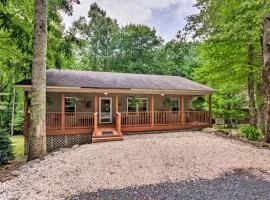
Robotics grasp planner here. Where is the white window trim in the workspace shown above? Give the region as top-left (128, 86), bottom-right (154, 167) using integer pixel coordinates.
top-left (170, 98), bottom-right (180, 112)
top-left (64, 97), bottom-right (76, 113)
top-left (127, 97), bottom-right (148, 112)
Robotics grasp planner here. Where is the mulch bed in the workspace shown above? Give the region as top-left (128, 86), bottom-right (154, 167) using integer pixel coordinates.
top-left (0, 157), bottom-right (26, 182)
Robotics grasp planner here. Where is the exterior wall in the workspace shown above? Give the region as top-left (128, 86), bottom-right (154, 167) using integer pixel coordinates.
top-left (47, 92), bottom-right (93, 112)
top-left (47, 92), bottom-right (195, 114)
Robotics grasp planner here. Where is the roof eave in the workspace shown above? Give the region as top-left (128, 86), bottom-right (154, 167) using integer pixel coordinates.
top-left (15, 85), bottom-right (215, 95)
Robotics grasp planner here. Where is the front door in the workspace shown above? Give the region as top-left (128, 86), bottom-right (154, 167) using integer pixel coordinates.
top-left (99, 97), bottom-right (112, 123)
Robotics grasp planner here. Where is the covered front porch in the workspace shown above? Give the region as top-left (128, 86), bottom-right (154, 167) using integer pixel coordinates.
top-left (24, 91), bottom-right (212, 143)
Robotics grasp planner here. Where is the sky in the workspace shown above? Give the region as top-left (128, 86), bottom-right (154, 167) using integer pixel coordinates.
top-left (62, 0), bottom-right (198, 41)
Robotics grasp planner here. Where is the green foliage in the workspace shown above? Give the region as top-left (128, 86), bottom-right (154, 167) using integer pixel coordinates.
top-left (128, 96), bottom-right (141, 107)
top-left (240, 125), bottom-right (260, 141)
top-left (0, 0), bottom-right (79, 135)
top-left (10, 136), bottom-right (24, 157)
top-left (182, 0), bottom-right (270, 128)
top-left (0, 129), bottom-right (14, 164)
top-left (162, 98), bottom-right (179, 111)
top-left (212, 83), bottom-right (246, 127)
top-left (163, 98), bottom-right (173, 110)
top-left (69, 3), bottom-right (197, 77)
top-left (192, 97), bottom-right (207, 111)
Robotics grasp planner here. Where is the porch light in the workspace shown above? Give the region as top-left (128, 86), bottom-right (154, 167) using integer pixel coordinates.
top-left (104, 92), bottom-right (108, 95)
top-left (161, 94), bottom-right (165, 96)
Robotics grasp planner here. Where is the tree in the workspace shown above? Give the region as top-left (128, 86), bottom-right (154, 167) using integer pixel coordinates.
top-left (0, 0), bottom-right (78, 138)
top-left (163, 39), bottom-right (200, 78)
top-left (212, 83), bottom-right (246, 128)
top-left (183, 0), bottom-right (270, 128)
top-left (70, 3), bottom-right (119, 71)
top-left (28, 0), bottom-right (47, 160)
top-left (263, 15), bottom-right (270, 143)
top-left (0, 130), bottom-right (14, 164)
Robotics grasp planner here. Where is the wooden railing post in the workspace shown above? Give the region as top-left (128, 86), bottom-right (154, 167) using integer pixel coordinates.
top-left (181, 96), bottom-right (185, 126)
top-left (61, 94), bottom-right (65, 130)
top-left (115, 112), bottom-right (122, 134)
top-left (93, 112), bottom-right (98, 134)
top-left (23, 91), bottom-right (29, 136)
top-left (151, 95), bottom-right (154, 127)
top-left (209, 95), bottom-right (212, 127)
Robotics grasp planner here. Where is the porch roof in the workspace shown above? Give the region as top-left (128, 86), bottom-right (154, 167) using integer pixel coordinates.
top-left (16, 69), bottom-right (215, 95)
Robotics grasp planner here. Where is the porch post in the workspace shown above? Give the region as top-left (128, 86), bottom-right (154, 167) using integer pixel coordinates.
top-left (23, 91), bottom-right (29, 136)
top-left (181, 96), bottom-right (185, 126)
top-left (93, 112), bottom-right (98, 135)
top-left (209, 95), bottom-right (212, 127)
top-left (94, 96), bottom-right (98, 112)
top-left (151, 95), bottom-right (154, 127)
top-left (61, 94), bottom-right (65, 130)
top-left (115, 95), bottom-right (118, 112)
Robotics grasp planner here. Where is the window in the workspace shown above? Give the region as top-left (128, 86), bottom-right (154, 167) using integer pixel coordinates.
top-left (65, 97), bottom-right (76, 113)
top-left (170, 98), bottom-right (179, 112)
top-left (127, 98), bottom-right (148, 112)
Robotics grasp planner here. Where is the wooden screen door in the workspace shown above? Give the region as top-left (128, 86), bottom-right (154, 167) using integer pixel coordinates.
top-left (99, 97), bottom-right (112, 123)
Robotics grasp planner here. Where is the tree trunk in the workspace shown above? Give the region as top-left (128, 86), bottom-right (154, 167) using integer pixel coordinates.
top-left (10, 86), bottom-right (16, 136)
top-left (28, 0), bottom-right (47, 160)
top-left (247, 43), bottom-right (257, 127)
top-left (263, 15), bottom-right (270, 143)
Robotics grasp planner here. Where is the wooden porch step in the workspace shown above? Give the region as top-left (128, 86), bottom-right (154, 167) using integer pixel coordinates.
top-left (92, 127), bottom-right (123, 143)
top-left (98, 124), bottom-right (115, 128)
top-left (92, 136), bottom-right (123, 143)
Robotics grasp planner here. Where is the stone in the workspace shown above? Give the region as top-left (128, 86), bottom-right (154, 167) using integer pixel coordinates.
top-left (10, 170), bottom-right (20, 177)
top-left (26, 159), bottom-right (41, 168)
top-left (201, 128), bottom-right (217, 133)
top-left (72, 144), bottom-right (79, 149)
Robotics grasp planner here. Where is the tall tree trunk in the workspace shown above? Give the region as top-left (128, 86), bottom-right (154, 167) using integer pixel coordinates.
top-left (256, 82), bottom-right (265, 132)
top-left (263, 15), bottom-right (270, 143)
top-left (28, 0), bottom-right (47, 160)
top-left (247, 43), bottom-right (257, 127)
top-left (10, 85), bottom-right (16, 136)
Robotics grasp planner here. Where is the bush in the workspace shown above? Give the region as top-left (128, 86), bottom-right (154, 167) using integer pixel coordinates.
top-left (0, 130), bottom-right (14, 165)
top-left (240, 125), bottom-right (260, 141)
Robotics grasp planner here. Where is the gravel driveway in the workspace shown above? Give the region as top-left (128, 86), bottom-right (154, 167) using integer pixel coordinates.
top-left (1, 131), bottom-right (270, 200)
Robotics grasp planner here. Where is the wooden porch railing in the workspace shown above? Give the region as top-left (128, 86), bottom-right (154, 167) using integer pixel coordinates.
top-left (120, 111), bottom-right (210, 127)
top-left (44, 111), bottom-right (210, 132)
top-left (121, 112), bottom-right (151, 126)
top-left (154, 111), bottom-right (181, 125)
top-left (184, 111), bottom-right (209, 125)
top-left (46, 112), bottom-right (94, 130)
top-left (65, 112), bottom-right (94, 129)
top-left (46, 112), bottom-right (61, 129)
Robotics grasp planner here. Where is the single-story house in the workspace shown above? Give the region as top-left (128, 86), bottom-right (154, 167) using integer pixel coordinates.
top-left (16, 69), bottom-right (215, 152)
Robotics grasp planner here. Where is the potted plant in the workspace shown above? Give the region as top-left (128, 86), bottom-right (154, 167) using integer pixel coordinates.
top-left (163, 98), bottom-right (172, 111)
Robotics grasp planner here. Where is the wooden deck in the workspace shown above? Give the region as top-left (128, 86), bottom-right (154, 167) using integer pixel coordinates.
top-left (24, 111), bottom-right (211, 143)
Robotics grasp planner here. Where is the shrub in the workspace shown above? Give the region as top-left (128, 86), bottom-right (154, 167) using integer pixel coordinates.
top-left (240, 125), bottom-right (260, 141)
top-left (0, 130), bottom-right (14, 165)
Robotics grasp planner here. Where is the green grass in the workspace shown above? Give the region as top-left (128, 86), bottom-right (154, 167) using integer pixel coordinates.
top-left (213, 124), bottom-right (247, 130)
top-left (11, 135), bottom-right (24, 157)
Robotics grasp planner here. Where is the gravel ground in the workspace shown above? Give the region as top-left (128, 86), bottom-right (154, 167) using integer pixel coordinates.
top-left (69, 172), bottom-right (270, 200)
top-left (0, 131), bottom-right (270, 200)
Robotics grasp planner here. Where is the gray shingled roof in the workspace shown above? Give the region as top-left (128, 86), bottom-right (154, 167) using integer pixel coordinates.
top-left (16, 69), bottom-right (215, 93)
